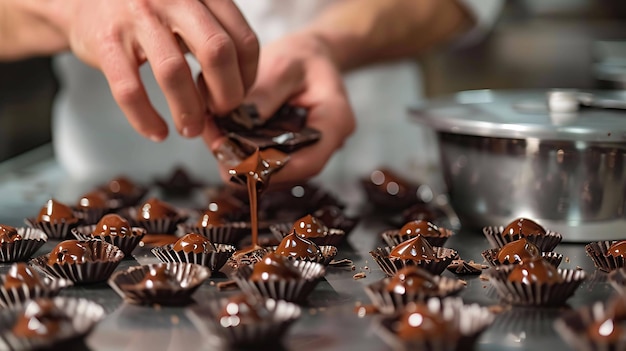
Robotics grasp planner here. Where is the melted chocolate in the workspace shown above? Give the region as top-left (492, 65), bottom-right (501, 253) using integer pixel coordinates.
top-left (47, 240), bottom-right (94, 265)
top-left (496, 238), bottom-right (541, 264)
top-left (173, 233), bottom-right (215, 254)
top-left (587, 318), bottom-right (624, 342)
top-left (292, 215), bottom-right (328, 238)
top-left (93, 214), bottom-right (132, 237)
top-left (12, 300), bottom-right (71, 338)
top-left (502, 218), bottom-right (546, 237)
top-left (388, 235), bottom-right (438, 262)
top-left (0, 224), bottom-right (21, 244)
top-left (3, 263), bottom-right (42, 290)
top-left (249, 252), bottom-right (301, 281)
top-left (399, 220), bottom-right (441, 238)
top-left (275, 232), bottom-right (322, 260)
top-left (396, 303), bottom-right (454, 340)
top-left (76, 191), bottom-right (108, 209)
top-left (36, 199), bottom-right (78, 224)
top-left (608, 241), bottom-right (626, 258)
top-left (137, 198), bottom-right (178, 221)
top-left (385, 266), bottom-right (438, 295)
top-left (133, 266), bottom-right (179, 290)
top-left (218, 294), bottom-right (268, 327)
top-left (507, 256), bottom-right (563, 284)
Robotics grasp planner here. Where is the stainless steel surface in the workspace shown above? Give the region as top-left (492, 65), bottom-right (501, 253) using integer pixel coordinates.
top-left (0, 147), bottom-right (619, 350)
top-left (410, 90), bottom-right (626, 241)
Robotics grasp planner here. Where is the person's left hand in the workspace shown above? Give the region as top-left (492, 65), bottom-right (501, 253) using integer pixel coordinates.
top-left (201, 31), bottom-right (356, 185)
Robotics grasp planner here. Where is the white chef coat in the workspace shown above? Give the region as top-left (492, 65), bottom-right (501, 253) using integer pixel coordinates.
top-left (52, 0), bottom-right (502, 188)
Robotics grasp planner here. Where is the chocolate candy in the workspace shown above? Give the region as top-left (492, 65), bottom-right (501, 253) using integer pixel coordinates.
top-left (292, 215), bottom-right (328, 238)
top-left (249, 252), bottom-right (301, 282)
top-left (76, 191), bottom-right (108, 209)
top-left (134, 266), bottom-right (179, 290)
top-left (12, 299), bottom-right (71, 338)
top-left (3, 263), bottom-right (42, 290)
top-left (218, 294), bottom-right (268, 327)
top-left (47, 240), bottom-right (94, 265)
top-left (586, 318), bottom-right (623, 342)
top-left (503, 218), bottom-right (546, 237)
top-left (609, 241), bottom-right (626, 258)
top-left (93, 214), bottom-right (132, 237)
top-left (196, 211), bottom-right (226, 228)
top-left (275, 232), bottom-right (322, 261)
top-left (389, 235), bottom-right (438, 262)
top-left (173, 233), bottom-right (215, 254)
top-left (399, 220), bottom-right (441, 238)
top-left (36, 199), bottom-right (77, 223)
top-left (137, 198), bottom-right (178, 221)
top-left (0, 224), bottom-right (21, 244)
top-left (385, 266), bottom-right (438, 295)
top-left (507, 256), bottom-right (563, 284)
top-left (104, 176), bottom-right (139, 197)
top-left (396, 303), bottom-right (455, 340)
top-left (496, 238), bottom-right (541, 264)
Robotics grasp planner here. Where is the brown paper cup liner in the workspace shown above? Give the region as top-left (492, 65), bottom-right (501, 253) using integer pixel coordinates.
top-left (268, 245), bottom-right (338, 267)
top-left (72, 225), bottom-right (146, 257)
top-left (269, 222), bottom-right (347, 247)
top-left (151, 243), bottom-right (235, 273)
top-left (608, 267), bottom-right (626, 294)
top-left (186, 297), bottom-right (301, 348)
top-left (24, 217), bottom-right (80, 240)
top-left (0, 297), bottom-right (105, 350)
top-left (481, 248), bottom-right (563, 268)
top-left (108, 262), bottom-right (210, 305)
top-left (585, 241), bottom-right (626, 273)
top-left (485, 264), bottom-right (586, 306)
top-left (0, 227), bottom-right (48, 263)
top-left (230, 260), bottom-right (326, 304)
top-left (226, 247), bottom-right (273, 269)
top-left (482, 226), bottom-right (562, 251)
top-left (365, 275), bottom-right (466, 314)
top-left (176, 223), bottom-right (249, 247)
top-left (374, 297), bottom-right (495, 351)
top-left (119, 207), bottom-right (189, 235)
top-left (554, 300), bottom-right (626, 351)
top-left (370, 246), bottom-right (458, 277)
top-left (381, 228), bottom-right (453, 248)
top-left (29, 240), bottom-right (125, 284)
top-left (0, 269), bottom-right (73, 308)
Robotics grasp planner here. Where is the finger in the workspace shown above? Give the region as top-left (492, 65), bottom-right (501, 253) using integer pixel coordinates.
top-left (200, 0), bottom-right (259, 91)
top-left (99, 40), bottom-right (168, 141)
top-left (136, 18), bottom-right (205, 138)
top-left (165, 1), bottom-right (245, 115)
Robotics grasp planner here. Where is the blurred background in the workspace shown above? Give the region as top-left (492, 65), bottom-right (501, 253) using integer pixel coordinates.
top-left (1, 0), bottom-right (626, 163)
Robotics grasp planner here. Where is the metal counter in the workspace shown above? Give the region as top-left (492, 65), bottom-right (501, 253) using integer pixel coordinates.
top-left (0, 146), bottom-right (615, 351)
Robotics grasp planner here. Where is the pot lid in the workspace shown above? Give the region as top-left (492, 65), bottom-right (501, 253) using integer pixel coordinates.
top-left (409, 89), bottom-right (626, 142)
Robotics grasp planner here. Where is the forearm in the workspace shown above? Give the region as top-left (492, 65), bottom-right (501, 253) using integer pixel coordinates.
top-left (304, 0), bottom-right (474, 72)
top-left (0, 0), bottom-right (69, 61)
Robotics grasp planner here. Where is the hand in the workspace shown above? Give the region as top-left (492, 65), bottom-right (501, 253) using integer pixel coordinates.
top-left (203, 31), bottom-right (356, 185)
top-left (55, 0), bottom-right (259, 141)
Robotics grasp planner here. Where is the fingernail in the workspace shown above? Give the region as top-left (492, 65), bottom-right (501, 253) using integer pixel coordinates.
top-left (150, 134), bottom-right (165, 142)
top-left (182, 126), bottom-right (200, 138)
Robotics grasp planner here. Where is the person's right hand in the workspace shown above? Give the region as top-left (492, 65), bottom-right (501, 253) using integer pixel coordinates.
top-left (53, 0), bottom-right (259, 141)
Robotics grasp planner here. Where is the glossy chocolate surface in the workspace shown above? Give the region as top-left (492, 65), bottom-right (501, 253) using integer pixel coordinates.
top-left (93, 214), bottom-right (132, 237)
top-left (3, 263), bottom-right (42, 290)
top-left (48, 240), bottom-right (94, 265)
top-left (196, 211), bottom-right (225, 228)
top-left (36, 199), bottom-right (77, 223)
top-left (385, 266), bottom-right (438, 295)
top-left (0, 224), bottom-right (21, 244)
top-left (292, 215), bottom-right (328, 238)
top-left (396, 303), bottom-right (454, 340)
top-left (608, 240), bottom-right (626, 258)
top-left (228, 149), bottom-right (289, 192)
top-left (218, 294), bottom-right (268, 327)
top-left (249, 252), bottom-right (301, 281)
top-left (137, 198), bottom-right (178, 221)
top-left (133, 266), bottom-right (179, 290)
top-left (507, 256), bottom-right (563, 284)
top-left (496, 238), bottom-right (541, 264)
top-left (503, 218), bottom-right (546, 237)
top-left (173, 233), bottom-right (215, 254)
top-left (12, 300), bottom-right (71, 338)
top-left (388, 235), bottom-right (438, 262)
top-left (399, 220), bottom-right (441, 237)
top-left (275, 232), bottom-right (322, 260)
top-left (76, 191), bottom-right (108, 209)
top-left (105, 177), bottom-right (139, 196)
top-left (586, 318), bottom-right (623, 342)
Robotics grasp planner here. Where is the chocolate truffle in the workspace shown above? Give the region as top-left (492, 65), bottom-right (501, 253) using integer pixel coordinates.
top-left (399, 220), bottom-right (441, 238)
top-left (133, 265), bottom-right (179, 290)
top-left (0, 224), bottom-right (21, 244)
top-left (292, 215), bottom-right (328, 238)
top-left (137, 198), bottom-right (178, 221)
top-left (218, 294), bottom-right (268, 327)
top-left (496, 238), bottom-right (541, 264)
top-left (93, 214), bottom-right (132, 237)
top-left (396, 303), bottom-right (455, 340)
top-left (275, 232), bottom-right (322, 261)
top-left (608, 241), bottom-right (626, 258)
top-left (76, 191), bottom-right (108, 209)
top-left (385, 266), bottom-right (438, 295)
top-left (503, 218), bottom-right (546, 237)
top-left (3, 263), bottom-right (42, 290)
top-left (389, 235), bottom-right (438, 262)
top-left (196, 210), bottom-right (226, 228)
top-left (586, 318), bottom-right (624, 343)
top-left (173, 233), bottom-right (216, 254)
top-left (104, 176), bottom-right (139, 197)
top-left (249, 252), bottom-right (301, 282)
top-left (47, 240), bottom-right (94, 265)
top-left (507, 256), bottom-right (563, 285)
top-left (36, 199), bottom-right (78, 224)
top-left (12, 299), bottom-right (71, 338)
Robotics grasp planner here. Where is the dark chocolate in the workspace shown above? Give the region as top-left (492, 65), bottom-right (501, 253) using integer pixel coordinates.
top-left (137, 198), bottom-right (178, 221)
top-left (173, 233), bottom-right (215, 254)
top-left (385, 266), bottom-right (438, 294)
top-left (497, 238), bottom-right (541, 264)
top-left (249, 252), bottom-right (301, 281)
top-left (609, 240), bottom-right (626, 258)
top-left (507, 256), bottom-right (563, 284)
top-left (502, 218), bottom-right (546, 237)
top-left (36, 199), bottom-right (78, 224)
top-left (399, 220), bottom-right (441, 238)
top-left (218, 294), bottom-right (268, 326)
top-left (47, 240), bottom-right (94, 265)
top-left (3, 263), bottom-right (42, 290)
top-left (292, 215), bottom-right (328, 238)
top-left (275, 232), bottom-right (322, 261)
top-left (76, 191), bottom-right (108, 209)
top-left (12, 300), bottom-right (71, 338)
top-left (0, 225), bottom-right (21, 244)
top-left (396, 303), bottom-right (455, 340)
top-left (93, 214), bottom-right (132, 237)
top-left (388, 235), bottom-right (438, 262)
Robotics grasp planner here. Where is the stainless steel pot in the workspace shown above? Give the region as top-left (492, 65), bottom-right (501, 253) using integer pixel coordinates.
top-left (410, 89), bottom-right (626, 242)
